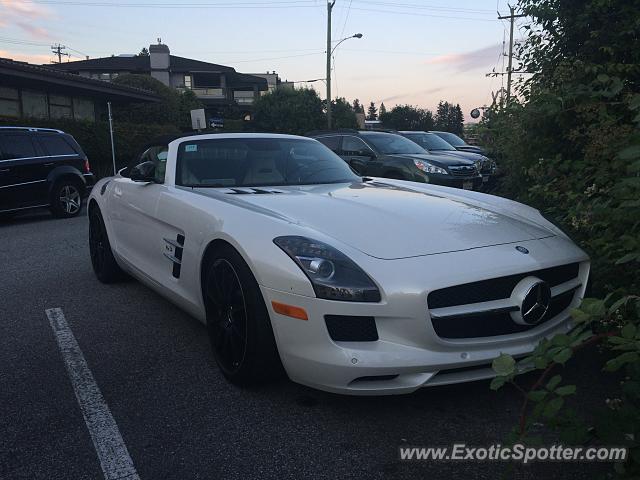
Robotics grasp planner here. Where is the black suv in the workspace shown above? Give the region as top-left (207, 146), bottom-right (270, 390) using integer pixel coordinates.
top-left (309, 130), bottom-right (482, 190)
top-left (0, 127), bottom-right (95, 218)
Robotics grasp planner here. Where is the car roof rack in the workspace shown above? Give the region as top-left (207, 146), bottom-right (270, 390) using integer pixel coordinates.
top-left (0, 126), bottom-right (64, 133)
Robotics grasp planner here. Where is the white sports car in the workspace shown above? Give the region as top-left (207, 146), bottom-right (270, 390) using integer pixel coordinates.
top-left (88, 133), bottom-right (589, 395)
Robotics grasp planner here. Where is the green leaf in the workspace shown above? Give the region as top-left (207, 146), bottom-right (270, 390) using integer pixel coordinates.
top-left (618, 145), bottom-right (640, 160)
top-left (551, 334), bottom-right (570, 346)
top-left (555, 385), bottom-right (577, 396)
top-left (543, 397), bottom-right (565, 418)
top-left (490, 376), bottom-right (506, 391)
top-left (621, 323), bottom-right (637, 339)
top-left (492, 353), bottom-right (516, 376)
top-left (616, 253), bottom-right (639, 264)
top-left (528, 390), bottom-right (548, 402)
top-left (571, 309), bottom-right (591, 323)
top-left (553, 348), bottom-right (573, 365)
top-left (546, 375), bottom-right (562, 391)
top-left (605, 352), bottom-right (640, 372)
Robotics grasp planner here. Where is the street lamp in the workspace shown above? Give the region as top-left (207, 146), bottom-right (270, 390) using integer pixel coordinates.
top-left (326, 1), bottom-right (363, 129)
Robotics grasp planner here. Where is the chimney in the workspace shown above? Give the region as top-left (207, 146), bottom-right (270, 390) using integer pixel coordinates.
top-left (149, 42), bottom-right (170, 86)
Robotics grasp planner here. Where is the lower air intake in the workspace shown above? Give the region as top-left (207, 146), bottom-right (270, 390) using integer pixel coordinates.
top-left (325, 315), bottom-right (378, 342)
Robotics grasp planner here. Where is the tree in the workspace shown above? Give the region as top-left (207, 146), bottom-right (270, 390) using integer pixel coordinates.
top-left (352, 99), bottom-right (363, 113)
top-left (379, 102), bottom-right (387, 117)
top-left (433, 101), bottom-right (464, 134)
top-left (112, 74), bottom-right (202, 128)
top-left (332, 97), bottom-right (358, 129)
top-left (252, 87), bottom-right (325, 135)
top-left (137, 47), bottom-right (149, 57)
top-left (379, 104), bottom-right (434, 131)
top-left (366, 101), bottom-right (377, 120)
top-left (482, 1), bottom-right (640, 475)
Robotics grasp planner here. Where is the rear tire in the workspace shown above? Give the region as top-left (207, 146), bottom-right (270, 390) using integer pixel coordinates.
top-left (89, 207), bottom-right (127, 283)
top-left (203, 245), bottom-right (283, 386)
top-left (50, 179), bottom-right (83, 218)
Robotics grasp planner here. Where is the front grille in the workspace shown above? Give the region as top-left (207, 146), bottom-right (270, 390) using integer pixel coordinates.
top-left (431, 289), bottom-right (576, 339)
top-left (428, 263), bottom-right (579, 309)
top-left (448, 165), bottom-right (477, 177)
top-left (325, 315), bottom-right (378, 342)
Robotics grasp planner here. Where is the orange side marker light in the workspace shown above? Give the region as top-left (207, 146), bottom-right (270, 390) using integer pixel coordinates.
top-left (272, 301), bottom-right (308, 321)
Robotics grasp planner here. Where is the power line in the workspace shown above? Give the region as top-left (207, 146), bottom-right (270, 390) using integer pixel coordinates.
top-left (51, 43), bottom-right (69, 63)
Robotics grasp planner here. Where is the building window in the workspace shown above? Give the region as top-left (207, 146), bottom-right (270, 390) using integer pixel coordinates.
top-left (0, 87), bottom-right (20, 117)
top-left (49, 94), bottom-right (73, 119)
top-left (184, 75), bottom-right (192, 89)
top-left (73, 97), bottom-right (95, 121)
top-left (22, 90), bottom-right (48, 118)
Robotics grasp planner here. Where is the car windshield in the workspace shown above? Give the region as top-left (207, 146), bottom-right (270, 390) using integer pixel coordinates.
top-left (363, 133), bottom-right (426, 155)
top-left (404, 133), bottom-right (456, 151)
top-left (433, 131), bottom-right (467, 147)
top-left (176, 137), bottom-right (360, 188)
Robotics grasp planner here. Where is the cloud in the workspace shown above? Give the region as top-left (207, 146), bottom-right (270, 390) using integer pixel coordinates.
top-left (380, 86), bottom-right (445, 104)
top-left (0, 0), bottom-right (50, 17)
top-left (16, 22), bottom-right (50, 39)
top-left (426, 44), bottom-right (502, 72)
top-left (0, 0), bottom-right (53, 39)
top-left (0, 49), bottom-right (52, 64)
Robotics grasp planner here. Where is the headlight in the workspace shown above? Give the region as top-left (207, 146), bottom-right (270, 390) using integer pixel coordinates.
top-left (274, 236), bottom-right (381, 302)
top-left (413, 160), bottom-right (448, 175)
top-left (474, 160), bottom-right (482, 172)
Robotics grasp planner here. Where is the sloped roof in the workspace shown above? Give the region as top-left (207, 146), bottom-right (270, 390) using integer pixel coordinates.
top-left (0, 58), bottom-right (160, 102)
top-left (50, 54), bottom-right (237, 74)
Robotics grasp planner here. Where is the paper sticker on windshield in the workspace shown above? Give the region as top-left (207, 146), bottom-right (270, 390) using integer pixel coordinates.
top-left (185, 144), bottom-right (197, 152)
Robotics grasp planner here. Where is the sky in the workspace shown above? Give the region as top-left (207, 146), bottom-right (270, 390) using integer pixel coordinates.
top-left (0, 0), bottom-right (526, 121)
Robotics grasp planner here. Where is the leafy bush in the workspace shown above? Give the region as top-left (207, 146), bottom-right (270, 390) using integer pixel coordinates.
top-left (252, 87), bottom-right (325, 135)
top-left (482, 0), bottom-right (640, 476)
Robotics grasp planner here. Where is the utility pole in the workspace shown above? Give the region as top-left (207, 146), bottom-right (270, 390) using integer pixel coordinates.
top-left (497, 5), bottom-right (526, 103)
top-left (51, 44), bottom-right (69, 64)
top-left (326, 0), bottom-right (335, 129)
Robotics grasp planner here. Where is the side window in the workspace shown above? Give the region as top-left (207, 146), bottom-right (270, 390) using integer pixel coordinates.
top-left (316, 136), bottom-right (341, 153)
top-left (342, 136), bottom-right (372, 156)
top-left (138, 146), bottom-right (168, 183)
top-left (37, 134), bottom-right (77, 156)
top-left (0, 134), bottom-right (37, 160)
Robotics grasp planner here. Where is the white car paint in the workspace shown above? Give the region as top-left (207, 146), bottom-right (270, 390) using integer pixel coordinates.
top-left (89, 133), bottom-right (589, 395)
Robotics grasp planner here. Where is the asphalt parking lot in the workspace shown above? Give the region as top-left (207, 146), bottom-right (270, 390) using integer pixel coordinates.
top-left (0, 208), bottom-right (614, 480)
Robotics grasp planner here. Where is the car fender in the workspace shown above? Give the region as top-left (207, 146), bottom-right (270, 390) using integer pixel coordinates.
top-left (47, 165), bottom-right (87, 195)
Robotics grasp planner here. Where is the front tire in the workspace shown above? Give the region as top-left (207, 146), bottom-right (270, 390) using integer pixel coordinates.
top-left (89, 207), bottom-right (127, 283)
top-left (50, 179), bottom-right (83, 218)
top-left (203, 245), bottom-right (282, 386)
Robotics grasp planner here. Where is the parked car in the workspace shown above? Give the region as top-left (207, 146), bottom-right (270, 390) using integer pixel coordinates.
top-left (309, 129), bottom-right (482, 190)
top-left (399, 131), bottom-right (496, 186)
top-left (89, 133), bottom-right (589, 395)
top-left (0, 127), bottom-right (95, 217)
top-left (430, 130), bottom-right (485, 155)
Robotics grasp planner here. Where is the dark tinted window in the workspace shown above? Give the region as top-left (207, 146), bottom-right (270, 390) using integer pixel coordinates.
top-left (139, 145), bottom-right (168, 183)
top-left (176, 137), bottom-right (359, 187)
top-left (363, 133), bottom-right (426, 155)
top-left (404, 133), bottom-right (456, 151)
top-left (342, 136), bottom-right (372, 155)
top-left (432, 131), bottom-right (467, 147)
top-left (38, 135), bottom-right (77, 156)
top-left (0, 134), bottom-right (37, 160)
top-left (316, 136), bottom-right (341, 152)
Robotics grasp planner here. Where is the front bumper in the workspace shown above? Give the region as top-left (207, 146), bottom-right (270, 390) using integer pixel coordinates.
top-left (261, 237), bottom-right (589, 395)
top-left (425, 172), bottom-right (483, 190)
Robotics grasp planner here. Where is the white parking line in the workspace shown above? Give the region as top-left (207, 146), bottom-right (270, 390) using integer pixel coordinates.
top-left (46, 308), bottom-right (140, 480)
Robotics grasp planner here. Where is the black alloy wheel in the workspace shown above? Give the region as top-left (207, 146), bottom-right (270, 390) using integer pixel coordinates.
top-left (89, 207), bottom-right (126, 283)
top-left (206, 258), bottom-right (249, 375)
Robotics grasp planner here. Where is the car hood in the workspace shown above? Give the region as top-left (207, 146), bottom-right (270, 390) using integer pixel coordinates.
top-left (428, 150), bottom-right (485, 162)
top-left (192, 181), bottom-right (554, 260)
top-left (386, 152), bottom-right (474, 167)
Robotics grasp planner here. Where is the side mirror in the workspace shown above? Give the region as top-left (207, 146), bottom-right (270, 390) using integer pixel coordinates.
top-left (130, 161), bottom-right (156, 183)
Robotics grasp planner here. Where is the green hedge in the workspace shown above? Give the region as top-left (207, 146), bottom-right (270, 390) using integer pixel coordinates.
top-left (0, 116), bottom-right (180, 179)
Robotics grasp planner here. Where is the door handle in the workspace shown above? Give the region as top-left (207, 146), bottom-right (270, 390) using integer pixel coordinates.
top-left (0, 168), bottom-right (9, 173)
top-left (44, 163), bottom-right (54, 166)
